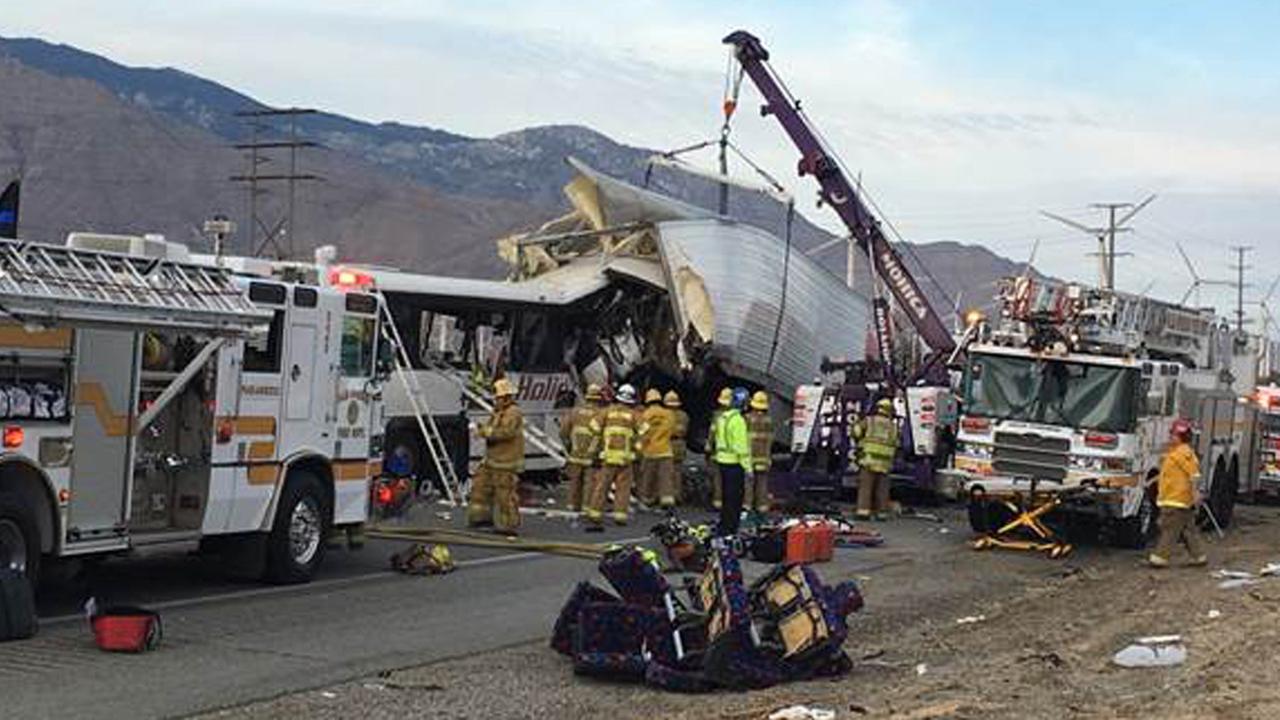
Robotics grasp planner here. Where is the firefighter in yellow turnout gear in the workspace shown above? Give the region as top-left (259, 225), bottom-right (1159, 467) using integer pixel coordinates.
top-left (584, 383), bottom-right (640, 530)
top-left (560, 383), bottom-right (603, 513)
top-left (1150, 419), bottom-right (1207, 568)
top-left (745, 391), bottom-right (773, 513)
top-left (638, 389), bottom-right (678, 509)
top-left (854, 398), bottom-right (899, 521)
top-left (666, 391), bottom-right (688, 505)
top-left (706, 387), bottom-right (732, 510)
top-left (467, 378), bottom-right (524, 534)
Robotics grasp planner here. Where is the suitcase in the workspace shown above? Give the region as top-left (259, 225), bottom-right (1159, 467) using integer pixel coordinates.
top-left (784, 523), bottom-right (815, 565)
top-left (748, 526), bottom-right (786, 563)
top-left (572, 601), bottom-right (658, 680)
top-left (0, 569), bottom-right (36, 642)
top-left (599, 548), bottom-right (670, 608)
top-left (810, 521), bottom-right (835, 562)
top-left (91, 607), bottom-right (162, 653)
top-left (551, 581), bottom-right (619, 656)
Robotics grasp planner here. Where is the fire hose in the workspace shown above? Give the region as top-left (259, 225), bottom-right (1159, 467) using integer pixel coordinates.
top-left (368, 526), bottom-right (609, 561)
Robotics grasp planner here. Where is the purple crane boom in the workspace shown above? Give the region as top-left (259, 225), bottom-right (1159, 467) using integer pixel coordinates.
top-left (723, 30), bottom-right (957, 362)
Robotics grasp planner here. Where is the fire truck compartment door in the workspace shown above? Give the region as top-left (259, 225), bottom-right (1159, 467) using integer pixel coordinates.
top-left (286, 323), bottom-right (316, 421)
top-left (69, 329), bottom-right (139, 537)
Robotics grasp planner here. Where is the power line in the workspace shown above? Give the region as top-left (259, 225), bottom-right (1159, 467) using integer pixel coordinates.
top-left (1039, 194), bottom-right (1155, 291)
top-left (230, 107), bottom-right (320, 259)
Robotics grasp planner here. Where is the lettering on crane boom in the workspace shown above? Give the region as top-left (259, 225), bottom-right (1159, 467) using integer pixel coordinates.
top-left (878, 248), bottom-right (929, 323)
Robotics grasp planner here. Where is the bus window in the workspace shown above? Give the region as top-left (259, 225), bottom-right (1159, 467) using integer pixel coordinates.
top-left (244, 310), bottom-right (284, 373)
top-left (341, 316), bottom-right (376, 377)
top-left (511, 310), bottom-right (565, 371)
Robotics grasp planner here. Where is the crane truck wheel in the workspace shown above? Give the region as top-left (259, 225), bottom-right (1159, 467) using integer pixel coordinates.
top-left (265, 471), bottom-right (329, 584)
top-left (0, 491), bottom-right (39, 591)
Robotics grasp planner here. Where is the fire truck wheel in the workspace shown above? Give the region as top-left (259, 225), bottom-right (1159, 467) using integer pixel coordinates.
top-left (0, 492), bottom-right (39, 589)
top-left (966, 498), bottom-right (1013, 534)
top-left (265, 472), bottom-right (329, 584)
top-left (1112, 487), bottom-right (1158, 549)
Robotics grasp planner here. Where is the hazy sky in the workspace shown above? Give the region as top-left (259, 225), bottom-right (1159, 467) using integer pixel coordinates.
top-left (9, 1), bottom-right (1280, 327)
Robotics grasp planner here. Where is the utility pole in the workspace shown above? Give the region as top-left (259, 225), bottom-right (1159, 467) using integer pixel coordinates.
top-left (1041, 194), bottom-right (1155, 291)
top-left (1230, 245), bottom-right (1254, 332)
top-left (230, 107), bottom-right (320, 259)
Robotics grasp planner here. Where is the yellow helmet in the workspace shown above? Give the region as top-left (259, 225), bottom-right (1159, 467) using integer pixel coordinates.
top-left (750, 391), bottom-right (769, 411)
top-left (663, 390), bottom-right (681, 408)
top-left (644, 388), bottom-right (663, 405)
top-left (585, 383), bottom-right (602, 401)
top-left (717, 387), bottom-right (733, 408)
top-left (493, 378), bottom-right (516, 398)
top-left (876, 397), bottom-right (894, 415)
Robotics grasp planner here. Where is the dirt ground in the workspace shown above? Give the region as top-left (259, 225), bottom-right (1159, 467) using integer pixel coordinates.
top-left (200, 504), bottom-right (1280, 719)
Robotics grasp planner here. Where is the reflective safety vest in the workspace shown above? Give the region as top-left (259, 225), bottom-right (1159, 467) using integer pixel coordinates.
top-left (561, 404), bottom-right (601, 466)
top-left (671, 409), bottom-right (689, 462)
top-left (855, 413), bottom-right (899, 474)
top-left (594, 404), bottom-right (639, 466)
top-left (639, 405), bottom-right (675, 459)
top-left (706, 409), bottom-right (724, 454)
top-left (712, 409), bottom-right (751, 471)
top-left (745, 411), bottom-right (773, 472)
top-left (481, 403), bottom-right (525, 472)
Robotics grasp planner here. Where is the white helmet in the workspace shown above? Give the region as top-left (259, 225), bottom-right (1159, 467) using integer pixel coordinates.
top-left (616, 383), bottom-right (637, 405)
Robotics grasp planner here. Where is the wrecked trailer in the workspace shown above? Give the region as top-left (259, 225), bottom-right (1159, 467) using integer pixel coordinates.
top-left (500, 158), bottom-right (870, 442)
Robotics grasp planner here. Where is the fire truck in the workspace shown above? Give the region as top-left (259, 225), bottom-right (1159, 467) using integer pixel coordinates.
top-left (953, 276), bottom-right (1259, 550)
top-left (0, 232), bottom-right (383, 587)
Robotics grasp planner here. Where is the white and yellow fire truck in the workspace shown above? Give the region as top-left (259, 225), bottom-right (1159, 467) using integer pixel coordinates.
top-left (952, 277), bottom-right (1259, 549)
top-left (0, 233), bottom-right (383, 587)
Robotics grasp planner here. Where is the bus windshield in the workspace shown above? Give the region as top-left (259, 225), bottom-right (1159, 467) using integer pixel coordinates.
top-left (964, 352), bottom-right (1140, 433)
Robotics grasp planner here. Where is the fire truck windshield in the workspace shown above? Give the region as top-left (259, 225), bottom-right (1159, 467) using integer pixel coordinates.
top-left (964, 353), bottom-right (1140, 433)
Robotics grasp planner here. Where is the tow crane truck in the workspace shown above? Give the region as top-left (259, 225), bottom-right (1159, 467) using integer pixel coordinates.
top-left (953, 275), bottom-right (1258, 554)
top-left (723, 31), bottom-right (963, 497)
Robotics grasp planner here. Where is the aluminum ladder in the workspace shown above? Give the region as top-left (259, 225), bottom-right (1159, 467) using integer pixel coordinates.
top-left (0, 238), bottom-right (267, 333)
top-left (378, 301), bottom-right (465, 506)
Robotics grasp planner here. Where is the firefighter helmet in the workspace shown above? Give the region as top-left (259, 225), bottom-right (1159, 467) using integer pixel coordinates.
top-left (717, 387), bottom-right (733, 408)
top-left (750, 390), bottom-right (769, 411)
top-left (1170, 418), bottom-right (1193, 441)
top-left (617, 384), bottom-right (638, 405)
top-left (644, 388), bottom-right (663, 405)
top-left (663, 390), bottom-right (681, 408)
top-left (584, 383), bottom-right (602, 401)
top-left (876, 397), bottom-right (894, 416)
top-left (493, 378), bottom-right (516, 398)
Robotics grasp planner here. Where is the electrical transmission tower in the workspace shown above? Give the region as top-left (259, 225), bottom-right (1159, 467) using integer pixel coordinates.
top-left (1041, 194), bottom-right (1156, 291)
top-left (1229, 245), bottom-right (1254, 332)
top-left (230, 107), bottom-right (320, 259)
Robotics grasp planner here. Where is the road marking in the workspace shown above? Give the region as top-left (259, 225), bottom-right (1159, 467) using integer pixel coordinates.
top-left (40, 534), bottom-right (650, 626)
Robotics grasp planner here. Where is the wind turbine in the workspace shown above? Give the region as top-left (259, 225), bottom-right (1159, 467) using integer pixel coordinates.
top-left (1176, 243), bottom-right (1230, 307)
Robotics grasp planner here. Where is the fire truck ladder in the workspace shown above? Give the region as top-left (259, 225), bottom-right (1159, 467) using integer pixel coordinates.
top-left (416, 354), bottom-right (566, 465)
top-left (378, 302), bottom-right (464, 506)
top-left (0, 238), bottom-right (269, 333)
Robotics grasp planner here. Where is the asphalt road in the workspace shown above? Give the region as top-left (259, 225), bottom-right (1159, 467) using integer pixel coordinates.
top-left (6, 507), bottom-right (654, 719)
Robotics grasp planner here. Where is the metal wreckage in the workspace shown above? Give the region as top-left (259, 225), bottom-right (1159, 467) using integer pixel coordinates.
top-left (497, 156), bottom-right (869, 440)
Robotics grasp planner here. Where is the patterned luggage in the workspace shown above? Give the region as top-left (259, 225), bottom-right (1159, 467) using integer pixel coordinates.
top-left (644, 660), bottom-right (714, 693)
top-left (551, 581), bottom-right (619, 656)
top-left (572, 601), bottom-right (658, 680)
top-left (598, 547), bottom-right (670, 608)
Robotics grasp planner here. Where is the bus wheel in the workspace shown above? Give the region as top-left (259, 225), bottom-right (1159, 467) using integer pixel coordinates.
top-left (0, 492), bottom-right (39, 589)
top-left (265, 472), bottom-right (329, 584)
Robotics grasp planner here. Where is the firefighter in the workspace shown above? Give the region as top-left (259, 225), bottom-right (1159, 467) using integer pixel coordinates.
top-left (639, 388), bottom-right (677, 509)
top-left (584, 383), bottom-right (640, 529)
top-left (1149, 418), bottom-right (1208, 568)
top-left (665, 390), bottom-right (688, 505)
top-left (560, 383), bottom-right (603, 513)
top-left (466, 377), bottom-right (524, 535)
top-left (706, 387), bottom-right (733, 510)
top-left (854, 397), bottom-right (899, 521)
top-left (712, 387), bottom-right (752, 536)
top-left (745, 390), bottom-right (773, 514)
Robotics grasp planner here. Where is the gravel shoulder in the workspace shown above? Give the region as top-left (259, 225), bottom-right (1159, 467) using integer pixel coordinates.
top-left (197, 504), bottom-right (1280, 719)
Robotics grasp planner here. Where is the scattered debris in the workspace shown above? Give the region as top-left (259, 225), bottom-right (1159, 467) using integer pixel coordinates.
top-left (1213, 569), bottom-right (1257, 580)
top-left (1218, 578), bottom-right (1260, 590)
top-left (1112, 636), bottom-right (1187, 668)
top-left (769, 705), bottom-right (836, 720)
top-left (1207, 609), bottom-right (1222, 619)
top-left (915, 662), bottom-right (929, 676)
top-left (435, 512), bottom-right (453, 521)
top-left (1018, 651), bottom-right (1065, 668)
top-left (1260, 562), bottom-right (1280, 577)
top-left (954, 614), bottom-right (987, 625)
top-left (319, 691), bottom-right (337, 699)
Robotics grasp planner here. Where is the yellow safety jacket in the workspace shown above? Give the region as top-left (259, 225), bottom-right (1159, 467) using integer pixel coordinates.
top-left (594, 404), bottom-right (639, 467)
top-left (854, 414), bottom-right (898, 474)
top-left (639, 405), bottom-right (675, 459)
top-left (1157, 441), bottom-right (1200, 509)
top-left (712, 409), bottom-right (751, 472)
top-left (671, 409), bottom-right (689, 463)
top-left (561, 404), bottom-right (601, 467)
top-left (706, 409), bottom-right (723, 456)
top-left (481, 403), bottom-right (525, 472)
top-left (746, 411), bottom-right (773, 473)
